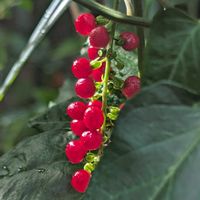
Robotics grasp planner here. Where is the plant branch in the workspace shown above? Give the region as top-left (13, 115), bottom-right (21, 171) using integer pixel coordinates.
top-left (72, 0), bottom-right (151, 27)
top-left (124, 0), bottom-right (134, 16)
top-left (0, 0), bottom-right (72, 102)
top-left (133, 0), bottom-right (145, 76)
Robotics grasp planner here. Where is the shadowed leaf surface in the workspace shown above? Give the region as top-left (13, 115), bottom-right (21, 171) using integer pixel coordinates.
top-left (143, 8), bottom-right (200, 93)
top-left (0, 82), bottom-right (200, 200)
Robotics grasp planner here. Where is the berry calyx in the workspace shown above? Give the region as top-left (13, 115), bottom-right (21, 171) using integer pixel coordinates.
top-left (74, 13), bottom-right (96, 36)
top-left (88, 46), bottom-right (100, 60)
top-left (81, 130), bottom-right (103, 151)
top-left (71, 169), bottom-right (91, 193)
top-left (83, 106), bottom-right (104, 130)
top-left (122, 76), bottom-right (141, 99)
top-left (92, 62), bottom-right (105, 82)
top-left (72, 58), bottom-right (92, 78)
top-left (66, 101), bottom-right (87, 120)
top-left (65, 140), bottom-right (87, 164)
top-left (75, 78), bottom-right (96, 99)
top-left (89, 26), bottom-right (110, 48)
top-left (70, 120), bottom-right (87, 137)
top-left (120, 32), bottom-right (139, 51)
top-left (88, 100), bottom-right (102, 109)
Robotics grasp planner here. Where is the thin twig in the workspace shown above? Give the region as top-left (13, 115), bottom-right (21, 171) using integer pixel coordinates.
top-left (72, 0), bottom-right (151, 27)
top-left (0, 0), bottom-right (72, 102)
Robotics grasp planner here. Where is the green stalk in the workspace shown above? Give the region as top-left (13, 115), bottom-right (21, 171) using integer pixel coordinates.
top-left (73, 0), bottom-right (150, 27)
top-left (101, 0), bottom-right (119, 132)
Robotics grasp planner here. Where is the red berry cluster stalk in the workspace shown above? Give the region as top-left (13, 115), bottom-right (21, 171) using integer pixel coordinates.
top-left (65, 12), bottom-right (141, 193)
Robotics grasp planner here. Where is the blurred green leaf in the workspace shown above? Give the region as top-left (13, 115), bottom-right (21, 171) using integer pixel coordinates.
top-left (143, 8), bottom-right (200, 93)
top-left (53, 37), bottom-right (82, 60)
top-left (20, 0), bottom-right (33, 11)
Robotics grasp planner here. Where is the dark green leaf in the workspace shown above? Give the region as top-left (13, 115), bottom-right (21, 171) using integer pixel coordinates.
top-left (84, 81), bottom-right (200, 200)
top-left (143, 8), bottom-right (200, 93)
top-left (0, 98), bottom-right (83, 200)
top-left (1, 83), bottom-right (200, 200)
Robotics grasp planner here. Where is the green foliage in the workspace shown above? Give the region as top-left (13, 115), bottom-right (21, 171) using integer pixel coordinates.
top-left (143, 8), bottom-right (200, 93)
top-left (112, 46), bottom-right (138, 80)
top-left (0, 82), bottom-right (200, 200)
top-left (1, 1), bottom-right (200, 199)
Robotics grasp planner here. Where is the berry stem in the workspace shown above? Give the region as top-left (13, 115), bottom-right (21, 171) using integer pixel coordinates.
top-left (101, 0), bottom-right (119, 132)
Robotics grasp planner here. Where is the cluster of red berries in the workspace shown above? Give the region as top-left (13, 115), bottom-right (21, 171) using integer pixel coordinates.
top-left (64, 12), bottom-right (141, 193)
top-left (66, 100), bottom-right (103, 192)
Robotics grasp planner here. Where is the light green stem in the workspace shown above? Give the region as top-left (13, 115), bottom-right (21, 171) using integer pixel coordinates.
top-left (101, 0), bottom-right (119, 132)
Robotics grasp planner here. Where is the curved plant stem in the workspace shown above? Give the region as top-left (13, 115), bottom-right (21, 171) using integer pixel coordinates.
top-left (0, 0), bottom-right (72, 102)
top-left (72, 0), bottom-right (150, 27)
top-left (124, 0), bottom-right (134, 16)
top-left (133, 0), bottom-right (145, 76)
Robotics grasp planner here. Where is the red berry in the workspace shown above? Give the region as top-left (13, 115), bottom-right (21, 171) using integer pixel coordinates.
top-left (83, 106), bottom-right (104, 130)
top-left (65, 140), bottom-right (87, 164)
top-left (75, 13), bottom-right (96, 36)
top-left (92, 62), bottom-right (105, 82)
top-left (88, 100), bottom-right (102, 109)
top-left (119, 103), bottom-right (125, 110)
top-left (72, 58), bottom-right (92, 78)
top-left (75, 78), bottom-right (96, 99)
top-left (89, 26), bottom-right (110, 48)
top-left (122, 76), bottom-right (140, 99)
top-left (120, 32), bottom-right (139, 51)
top-left (88, 46), bottom-right (100, 60)
top-left (81, 130), bottom-right (102, 151)
top-left (70, 120), bottom-right (87, 137)
top-left (66, 101), bottom-right (87, 120)
top-left (71, 169), bottom-right (91, 193)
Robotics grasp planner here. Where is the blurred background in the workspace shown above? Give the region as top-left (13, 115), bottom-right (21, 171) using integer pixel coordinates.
top-left (0, 0), bottom-right (199, 156)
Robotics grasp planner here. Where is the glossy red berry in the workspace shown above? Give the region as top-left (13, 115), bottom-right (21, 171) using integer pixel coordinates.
top-left (75, 13), bottom-right (96, 36)
top-left (120, 32), bottom-right (139, 51)
top-left (81, 130), bottom-right (102, 151)
top-left (122, 76), bottom-right (140, 99)
top-left (88, 100), bottom-right (102, 109)
top-left (89, 26), bottom-right (110, 48)
top-left (66, 101), bottom-right (87, 120)
top-left (72, 58), bottom-right (92, 78)
top-left (83, 106), bottom-right (104, 130)
top-left (71, 169), bottom-right (91, 193)
top-left (88, 46), bottom-right (100, 60)
top-left (65, 140), bottom-right (87, 164)
top-left (70, 120), bottom-right (87, 137)
top-left (92, 62), bottom-right (105, 82)
top-left (75, 78), bottom-right (96, 99)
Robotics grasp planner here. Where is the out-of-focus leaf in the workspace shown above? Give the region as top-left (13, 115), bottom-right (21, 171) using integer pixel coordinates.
top-left (143, 8), bottom-right (200, 93)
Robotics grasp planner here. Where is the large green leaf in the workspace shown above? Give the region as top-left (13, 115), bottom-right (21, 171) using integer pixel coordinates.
top-left (0, 98), bottom-right (83, 200)
top-left (143, 8), bottom-right (200, 93)
top-left (0, 82), bottom-right (200, 200)
top-left (84, 81), bottom-right (200, 200)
